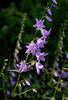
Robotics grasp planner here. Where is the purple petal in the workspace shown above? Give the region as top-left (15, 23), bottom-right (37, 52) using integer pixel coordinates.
top-left (53, 0), bottom-right (57, 5)
top-left (46, 16), bottom-right (52, 21)
top-left (52, 4), bottom-right (59, 9)
top-left (47, 9), bottom-right (52, 15)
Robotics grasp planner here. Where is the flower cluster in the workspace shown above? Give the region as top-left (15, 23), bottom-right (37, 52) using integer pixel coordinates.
top-left (25, 0), bottom-right (59, 74)
top-left (26, 17), bottom-right (50, 74)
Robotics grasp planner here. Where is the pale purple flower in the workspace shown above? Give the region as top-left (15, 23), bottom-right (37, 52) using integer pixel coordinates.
top-left (54, 71), bottom-right (59, 77)
top-left (47, 9), bottom-right (52, 15)
top-left (61, 82), bottom-right (67, 88)
top-left (36, 52), bottom-right (48, 62)
top-left (61, 71), bottom-right (68, 78)
top-left (35, 62), bottom-right (44, 74)
top-left (7, 66), bottom-right (10, 71)
top-left (53, 79), bottom-right (56, 83)
top-left (46, 16), bottom-right (52, 21)
top-left (52, 4), bottom-right (59, 9)
top-left (11, 72), bottom-right (16, 77)
top-left (18, 60), bottom-right (30, 72)
top-left (37, 94), bottom-right (40, 98)
top-left (66, 53), bottom-right (68, 59)
top-left (56, 63), bottom-right (59, 67)
top-left (41, 28), bottom-right (51, 37)
top-left (25, 80), bottom-right (30, 86)
top-left (36, 37), bottom-right (47, 48)
top-left (10, 77), bottom-right (16, 87)
top-left (7, 90), bottom-right (10, 96)
top-left (53, 0), bottom-right (57, 5)
top-left (33, 18), bottom-right (45, 30)
top-left (26, 41), bottom-right (40, 55)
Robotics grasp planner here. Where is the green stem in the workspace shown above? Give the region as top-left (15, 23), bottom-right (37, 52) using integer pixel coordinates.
top-left (12, 73), bottom-right (21, 96)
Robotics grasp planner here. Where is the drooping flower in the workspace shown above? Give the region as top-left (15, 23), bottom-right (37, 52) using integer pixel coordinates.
top-left (25, 80), bottom-right (30, 86)
top-left (7, 66), bottom-right (10, 71)
top-left (46, 16), bottom-right (52, 21)
top-left (54, 71), bottom-right (59, 77)
top-left (33, 18), bottom-right (45, 30)
top-left (52, 0), bottom-right (57, 5)
top-left (36, 52), bottom-right (48, 62)
top-left (53, 79), bottom-right (56, 83)
top-left (7, 90), bottom-right (10, 96)
top-left (41, 28), bottom-right (51, 38)
top-left (61, 71), bottom-right (68, 78)
top-left (66, 53), bottom-right (68, 59)
top-left (35, 62), bottom-right (44, 74)
top-left (47, 9), bottom-right (52, 15)
top-left (11, 72), bottom-right (16, 77)
top-left (18, 60), bottom-right (30, 72)
top-left (26, 41), bottom-right (40, 55)
top-left (10, 77), bottom-right (16, 87)
top-left (52, 4), bottom-right (59, 9)
top-left (61, 82), bottom-right (67, 88)
top-left (36, 37), bottom-right (47, 48)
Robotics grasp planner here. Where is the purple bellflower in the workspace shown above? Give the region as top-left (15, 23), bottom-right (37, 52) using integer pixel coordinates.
top-left (35, 62), bottom-right (44, 74)
top-left (54, 71), bottom-right (59, 77)
top-left (26, 41), bottom-right (40, 55)
top-left (41, 28), bottom-right (51, 38)
top-left (18, 60), bottom-right (30, 72)
top-left (46, 16), bottom-right (52, 21)
top-left (10, 77), bottom-right (16, 87)
top-left (11, 72), bottom-right (16, 77)
top-left (66, 53), bottom-right (68, 59)
top-left (52, 4), bottom-right (59, 9)
top-left (53, 0), bottom-right (57, 5)
top-left (36, 37), bottom-right (47, 48)
top-left (33, 18), bottom-right (45, 30)
top-left (47, 9), bottom-right (52, 15)
top-left (7, 90), bottom-right (10, 96)
top-left (36, 52), bottom-right (48, 62)
top-left (61, 81), bottom-right (67, 88)
top-left (61, 71), bottom-right (68, 78)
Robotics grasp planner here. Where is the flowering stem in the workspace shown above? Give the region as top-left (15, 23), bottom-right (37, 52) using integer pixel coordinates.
top-left (12, 73), bottom-right (21, 96)
top-left (54, 77), bottom-right (60, 97)
top-left (17, 88), bottom-right (33, 96)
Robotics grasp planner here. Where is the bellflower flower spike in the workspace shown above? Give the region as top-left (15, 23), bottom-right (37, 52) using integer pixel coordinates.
top-left (47, 9), bottom-right (52, 15)
top-left (36, 62), bottom-right (44, 74)
top-left (36, 37), bottom-right (47, 48)
top-left (36, 52), bottom-right (48, 62)
top-left (33, 18), bottom-right (45, 30)
top-left (41, 28), bottom-right (51, 38)
top-left (26, 41), bottom-right (40, 55)
top-left (46, 16), bottom-right (52, 22)
top-left (18, 60), bottom-right (30, 72)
